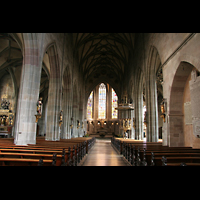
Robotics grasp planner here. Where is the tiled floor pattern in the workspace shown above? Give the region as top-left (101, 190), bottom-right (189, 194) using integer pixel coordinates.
top-left (81, 138), bottom-right (130, 166)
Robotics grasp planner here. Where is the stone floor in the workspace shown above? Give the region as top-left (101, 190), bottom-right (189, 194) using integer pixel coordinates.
top-left (81, 138), bottom-right (130, 166)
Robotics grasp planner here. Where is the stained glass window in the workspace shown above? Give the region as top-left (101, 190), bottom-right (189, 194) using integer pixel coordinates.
top-left (112, 89), bottom-right (118, 118)
top-left (98, 83), bottom-right (106, 119)
top-left (87, 91), bottom-right (93, 119)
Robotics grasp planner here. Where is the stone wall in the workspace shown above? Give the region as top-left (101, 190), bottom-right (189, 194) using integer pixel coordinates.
top-left (127, 33), bottom-right (200, 147)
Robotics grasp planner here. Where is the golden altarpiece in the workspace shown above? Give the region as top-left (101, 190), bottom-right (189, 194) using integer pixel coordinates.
top-left (0, 98), bottom-right (14, 137)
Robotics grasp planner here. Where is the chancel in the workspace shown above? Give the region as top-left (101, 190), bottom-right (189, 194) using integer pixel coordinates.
top-left (0, 33), bottom-right (200, 166)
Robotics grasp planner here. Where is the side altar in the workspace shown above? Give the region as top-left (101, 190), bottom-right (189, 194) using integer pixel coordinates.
top-left (0, 99), bottom-right (14, 138)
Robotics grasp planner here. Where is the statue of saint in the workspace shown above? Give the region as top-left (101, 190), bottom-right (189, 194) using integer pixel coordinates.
top-left (59, 110), bottom-right (63, 122)
top-left (1, 115), bottom-right (6, 126)
top-left (36, 97), bottom-right (43, 115)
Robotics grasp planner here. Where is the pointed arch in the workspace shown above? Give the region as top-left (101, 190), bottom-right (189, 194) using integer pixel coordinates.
top-left (169, 61), bottom-right (195, 147)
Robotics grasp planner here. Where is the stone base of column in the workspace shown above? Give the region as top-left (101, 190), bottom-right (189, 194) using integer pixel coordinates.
top-left (14, 123), bottom-right (37, 145)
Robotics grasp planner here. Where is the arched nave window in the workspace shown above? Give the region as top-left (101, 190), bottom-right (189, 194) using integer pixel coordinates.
top-left (98, 83), bottom-right (106, 119)
top-left (112, 88), bottom-right (118, 118)
top-left (86, 83), bottom-right (118, 120)
top-left (87, 91), bottom-right (93, 119)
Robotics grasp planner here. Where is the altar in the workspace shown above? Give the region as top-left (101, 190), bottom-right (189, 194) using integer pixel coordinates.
top-left (97, 128), bottom-right (108, 137)
top-left (0, 99), bottom-right (14, 138)
top-left (0, 126), bottom-right (12, 137)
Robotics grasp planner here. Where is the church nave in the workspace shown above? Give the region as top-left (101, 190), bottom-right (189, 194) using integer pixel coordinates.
top-left (81, 138), bottom-right (130, 166)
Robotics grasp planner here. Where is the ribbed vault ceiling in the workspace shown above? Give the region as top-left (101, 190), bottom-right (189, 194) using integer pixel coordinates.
top-left (0, 33), bottom-right (22, 76)
top-left (73, 33), bottom-right (135, 87)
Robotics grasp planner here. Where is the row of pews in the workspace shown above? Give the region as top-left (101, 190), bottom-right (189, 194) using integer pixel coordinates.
top-left (0, 137), bottom-right (95, 166)
top-left (111, 137), bottom-right (200, 166)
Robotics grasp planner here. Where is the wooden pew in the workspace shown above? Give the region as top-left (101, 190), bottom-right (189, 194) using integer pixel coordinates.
top-left (154, 155), bottom-right (200, 166)
top-left (0, 137), bottom-right (95, 166)
top-left (1, 141), bottom-right (80, 166)
top-left (112, 137), bottom-right (200, 166)
top-left (34, 142), bottom-right (82, 165)
top-left (0, 148), bottom-right (68, 166)
top-left (0, 157), bottom-right (54, 166)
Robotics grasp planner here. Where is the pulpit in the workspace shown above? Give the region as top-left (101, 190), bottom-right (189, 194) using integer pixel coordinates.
top-left (115, 94), bottom-right (134, 138)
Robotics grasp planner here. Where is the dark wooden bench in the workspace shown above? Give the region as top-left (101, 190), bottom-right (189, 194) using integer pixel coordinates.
top-left (0, 137), bottom-right (96, 166)
top-left (0, 148), bottom-right (68, 166)
top-left (32, 142), bottom-right (84, 165)
top-left (0, 157), bottom-right (54, 166)
top-left (154, 155), bottom-right (200, 166)
top-left (0, 142), bottom-right (81, 166)
top-left (112, 137), bottom-right (200, 166)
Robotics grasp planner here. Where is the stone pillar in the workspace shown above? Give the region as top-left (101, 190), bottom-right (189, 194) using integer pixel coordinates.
top-left (14, 33), bottom-right (41, 145)
top-left (68, 102), bottom-right (72, 139)
top-left (45, 45), bottom-right (61, 141)
top-left (139, 92), bottom-right (144, 140)
top-left (135, 90), bottom-right (143, 140)
top-left (62, 89), bottom-right (68, 139)
top-left (135, 95), bottom-right (139, 140)
top-left (130, 109), bottom-right (135, 139)
top-left (146, 74), bottom-right (159, 142)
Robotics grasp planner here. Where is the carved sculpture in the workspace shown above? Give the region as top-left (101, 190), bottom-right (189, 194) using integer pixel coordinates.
top-left (160, 98), bottom-right (166, 123)
top-left (133, 117), bottom-right (136, 129)
top-left (144, 111), bottom-right (147, 127)
top-left (59, 110), bottom-right (63, 127)
top-left (35, 97), bottom-right (43, 123)
top-left (1, 99), bottom-right (10, 110)
top-left (36, 97), bottom-right (43, 115)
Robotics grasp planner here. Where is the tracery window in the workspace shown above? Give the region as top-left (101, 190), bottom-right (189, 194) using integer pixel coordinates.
top-left (87, 91), bottom-right (93, 119)
top-left (98, 83), bottom-right (106, 119)
top-left (112, 88), bottom-right (118, 118)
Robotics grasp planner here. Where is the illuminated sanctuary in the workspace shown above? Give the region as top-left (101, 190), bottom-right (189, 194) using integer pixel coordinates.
top-left (86, 83), bottom-right (119, 138)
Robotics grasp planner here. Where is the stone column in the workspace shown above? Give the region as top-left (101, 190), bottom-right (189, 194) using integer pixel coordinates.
top-left (14, 33), bottom-right (41, 145)
top-left (62, 88), bottom-right (68, 139)
top-left (135, 90), bottom-right (143, 140)
top-left (146, 74), bottom-right (159, 142)
top-left (45, 45), bottom-right (61, 141)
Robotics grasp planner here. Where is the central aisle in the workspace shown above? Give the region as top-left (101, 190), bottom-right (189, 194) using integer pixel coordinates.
top-left (81, 138), bottom-right (130, 166)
